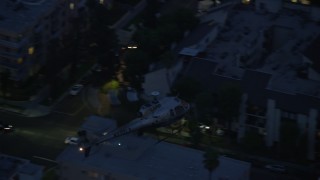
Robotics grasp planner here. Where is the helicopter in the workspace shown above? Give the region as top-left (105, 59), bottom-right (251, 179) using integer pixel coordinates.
top-left (77, 96), bottom-right (190, 157)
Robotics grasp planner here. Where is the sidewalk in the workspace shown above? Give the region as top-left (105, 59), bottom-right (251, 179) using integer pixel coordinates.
top-left (0, 103), bottom-right (51, 117)
top-left (149, 130), bottom-right (316, 177)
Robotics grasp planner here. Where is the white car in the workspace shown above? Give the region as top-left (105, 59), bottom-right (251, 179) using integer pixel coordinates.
top-left (69, 84), bottom-right (83, 95)
top-left (64, 136), bottom-right (79, 145)
top-left (264, 164), bottom-right (287, 173)
top-left (216, 129), bottom-right (224, 136)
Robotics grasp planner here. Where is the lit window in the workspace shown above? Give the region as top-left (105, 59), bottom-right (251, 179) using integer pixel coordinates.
top-left (300, 0), bottom-right (310, 5)
top-left (28, 47), bottom-right (34, 55)
top-left (17, 58), bottom-right (23, 64)
top-left (291, 0), bottom-right (298, 3)
top-left (99, 0), bottom-right (104, 4)
top-left (242, 0), bottom-right (250, 4)
top-left (69, 3), bottom-right (75, 10)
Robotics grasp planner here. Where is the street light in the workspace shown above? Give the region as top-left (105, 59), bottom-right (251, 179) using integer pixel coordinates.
top-left (127, 45), bottom-right (138, 49)
top-left (127, 42), bottom-right (138, 49)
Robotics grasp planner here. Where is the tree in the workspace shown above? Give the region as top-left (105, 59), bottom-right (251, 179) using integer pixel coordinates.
top-left (122, 49), bottom-right (149, 90)
top-left (217, 83), bottom-right (242, 131)
top-left (159, 50), bottom-right (175, 68)
top-left (143, 0), bottom-right (160, 28)
top-left (159, 8), bottom-right (199, 35)
top-left (0, 70), bottom-right (10, 97)
top-left (156, 23), bottom-right (181, 48)
top-left (85, 0), bottom-right (119, 59)
top-left (188, 120), bottom-right (203, 147)
top-left (195, 91), bottom-right (216, 125)
top-left (172, 77), bottom-right (202, 102)
top-left (132, 28), bottom-right (163, 58)
top-left (203, 147), bottom-right (220, 180)
top-left (278, 121), bottom-right (300, 159)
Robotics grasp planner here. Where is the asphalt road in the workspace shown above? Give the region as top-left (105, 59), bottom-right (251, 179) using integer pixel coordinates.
top-left (0, 88), bottom-right (96, 169)
top-left (251, 167), bottom-right (301, 180)
top-left (0, 85), bottom-right (317, 179)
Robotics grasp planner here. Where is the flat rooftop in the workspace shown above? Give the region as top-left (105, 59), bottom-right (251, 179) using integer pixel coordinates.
top-left (193, 3), bottom-right (320, 99)
top-left (0, 0), bottom-right (58, 35)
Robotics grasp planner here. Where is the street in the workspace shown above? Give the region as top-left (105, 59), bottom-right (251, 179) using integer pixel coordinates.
top-left (0, 86), bottom-right (97, 168)
top-left (0, 84), bottom-right (316, 179)
top-left (251, 167), bottom-right (301, 180)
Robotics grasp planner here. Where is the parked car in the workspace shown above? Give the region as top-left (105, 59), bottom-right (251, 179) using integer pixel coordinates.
top-left (264, 164), bottom-right (287, 173)
top-left (0, 122), bottom-right (14, 134)
top-left (70, 84), bottom-right (84, 95)
top-left (216, 129), bottom-right (224, 136)
top-left (64, 136), bottom-right (79, 145)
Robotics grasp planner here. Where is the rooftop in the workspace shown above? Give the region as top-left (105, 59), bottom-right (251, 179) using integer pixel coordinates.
top-left (186, 2), bottom-right (320, 99)
top-left (0, 0), bottom-right (58, 35)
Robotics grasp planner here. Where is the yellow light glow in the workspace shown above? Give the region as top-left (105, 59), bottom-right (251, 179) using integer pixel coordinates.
top-left (69, 3), bottom-right (75, 10)
top-left (17, 57), bottom-right (23, 64)
top-left (242, 0), bottom-right (250, 4)
top-left (28, 47), bottom-right (34, 55)
top-left (300, 0), bottom-right (310, 5)
top-left (291, 0), bottom-right (298, 3)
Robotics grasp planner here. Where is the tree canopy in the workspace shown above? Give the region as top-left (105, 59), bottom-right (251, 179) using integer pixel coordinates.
top-left (172, 77), bottom-right (202, 102)
top-left (217, 83), bottom-right (242, 129)
top-left (203, 147), bottom-right (220, 180)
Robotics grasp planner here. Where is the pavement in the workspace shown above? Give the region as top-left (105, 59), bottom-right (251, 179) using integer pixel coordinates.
top-left (150, 129), bottom-right (318, 179)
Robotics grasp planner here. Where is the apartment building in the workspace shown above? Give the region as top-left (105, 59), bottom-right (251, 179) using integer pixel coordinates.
top-left (0, 0), bottom-right (86, 84)
top-left (177, 1), bottom-right (320, 160)
top-left (255, 0), bottom-right (320, 21)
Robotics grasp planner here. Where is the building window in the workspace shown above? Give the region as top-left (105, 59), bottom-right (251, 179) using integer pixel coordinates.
top-left (87, 171), bottom-right (99, 178)
top-left (300, 0), bottom-right (310, 5)
top-left (69, 3), bottom-right (75, 10)
top-left (28, 47), bottom-right (34, 55)
top-left (17, 58), bottom-right (23, 64)
top-left (287, 0), bottom-right (311, 5)
top-left (242, 0), bottom-right (251, 4)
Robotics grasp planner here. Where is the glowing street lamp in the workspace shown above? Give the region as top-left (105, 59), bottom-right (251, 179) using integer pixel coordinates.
top-left (127, 42), bottom-right (138, 49)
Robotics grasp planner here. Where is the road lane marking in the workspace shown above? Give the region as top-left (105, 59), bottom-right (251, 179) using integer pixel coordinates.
top-left (33, 156), bottom-right (57, 163)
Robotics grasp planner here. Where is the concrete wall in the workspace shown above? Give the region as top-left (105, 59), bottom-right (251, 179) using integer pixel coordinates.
top-left (110, 0), bottom-right (147, 30)
top-left (261, 98), bottom-right (318, 159)
top-left (237, 94), bottom-right (248, 143)
top-left (265, 99), bottom-right (281, 147)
